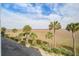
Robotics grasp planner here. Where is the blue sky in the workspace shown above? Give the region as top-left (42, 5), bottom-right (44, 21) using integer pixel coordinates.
top-left (1, 3), bottom-right (79, 29)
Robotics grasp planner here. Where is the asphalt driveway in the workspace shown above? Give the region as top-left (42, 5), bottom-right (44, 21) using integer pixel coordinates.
top-left (1, 37), bottom-right (42, 56)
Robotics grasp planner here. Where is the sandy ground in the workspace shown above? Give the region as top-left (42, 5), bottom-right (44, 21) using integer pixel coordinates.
top-left (5, 29), bottom-right (79, 48)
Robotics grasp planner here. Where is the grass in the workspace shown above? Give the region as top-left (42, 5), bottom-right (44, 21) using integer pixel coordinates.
top-left (41, 47), bottom-right (73, 56)
top-left (59, 48), bottom-right (73, 56)
top-left (4, 35), bottom-right (75, 56)
top-left (4, 29), bottom-right (79, 56)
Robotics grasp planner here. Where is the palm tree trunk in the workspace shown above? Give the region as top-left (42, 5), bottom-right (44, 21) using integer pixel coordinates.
top-left (25, 34), bottom-right (28, 46)
top-left (49, 30), bottom-right (53, 49)
top-left (54, 29), bottom-right (56, 48)
top-left (33, 39), bottom-right (35, 45)
top-left (49, 38), bottom-right (52, 49)
top-left (72, 32), bottom-right (76, 56)
top-left (51, 38), bottom-right (53, 49)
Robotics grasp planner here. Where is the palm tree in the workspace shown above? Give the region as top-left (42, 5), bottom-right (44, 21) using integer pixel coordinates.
top-left (23, 25), bottom-right (32, 46)
top-left (66, 23), bottom-right (79, 56)
top-left (12, 28), bottom-right (18, 33)
top-left (30, 32), bottom-right (38, 45)
top-left (1, 27), bottom-right (6, 37)
top-left (17, 33), bottom-right (24, 43)
top-left (45, 31), bottom-right (53, 49)
top-left (49, 21), bottom-right (61, 48)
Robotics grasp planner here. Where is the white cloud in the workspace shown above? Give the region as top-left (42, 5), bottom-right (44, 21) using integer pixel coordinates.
top-left (48, 14), bottom-right (61, 21)
top-left (1, 9), bottom-right (50, 29)
top-left (60, 3), bottom-right (79, 20)
top-left (17, 3), bottom-right (42, 15)
top-left (1, 3), bottom-right (79, 29)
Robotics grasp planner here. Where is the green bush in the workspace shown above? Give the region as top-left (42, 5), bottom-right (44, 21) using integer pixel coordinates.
top-left (36, 40), bottom-right (51, 52)
top-left (60, 48), bottom-right (73, 56)
top-left (1, 31), bottom-right (5, 37)
top-left (5, 34), bottom-right (9, 38)
top-left (36, 40), bottom-right (42, 45)
top-left (14, 38), bottom-right (18, 42)
top-left (9, 37), bottom-right (18, 42)
top-left (51, 48), bottom-right (61, 54)
top-left (9, 37), bottom-right (15, 40)
top-left (51, 48), bottom-right (73, 56)
top-left (28, 39), bottom-right (33, 45)
top-left (41, 44), bottom-right (51, 52)
top-left (76, 48), bottom-right (79, 56)
top-left (23, 38), bottom-right (26, 41)
top-left (42, 41), bottom-right (48, 46)
top-left (20, 40), bottom-right (25, 46)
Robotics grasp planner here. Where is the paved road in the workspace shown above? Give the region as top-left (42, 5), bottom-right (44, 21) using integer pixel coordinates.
top-left (1, 37), bottom-right (42, 56)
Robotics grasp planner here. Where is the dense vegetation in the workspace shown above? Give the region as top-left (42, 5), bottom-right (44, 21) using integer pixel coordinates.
top-left (1, 21), bottom-right (79, 56)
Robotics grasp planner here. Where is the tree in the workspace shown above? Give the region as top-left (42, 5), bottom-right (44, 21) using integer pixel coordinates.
top-left (30, 32), bottom-right (38, 45)
top-left (49, 21), bottom-right (61, 48)
top-left (23, 25), bottom-right (32, 46)
top-left (12, 28), bottom-right (17, 33)
top-left (1, 27), bottom-right (6, 37)
top-left (17, 33), bottom-right (24, 43)
top-left (45, 31), bottom-right (53, 49)
top-left (66, 23), bottom-right (79, 56)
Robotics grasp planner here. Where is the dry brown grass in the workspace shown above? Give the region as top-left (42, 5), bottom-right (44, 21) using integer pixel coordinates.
top-left (5, 29), bottom-right (79, 55)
